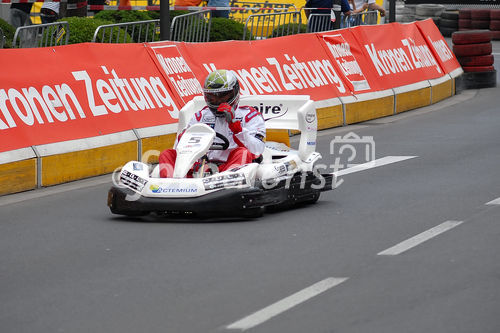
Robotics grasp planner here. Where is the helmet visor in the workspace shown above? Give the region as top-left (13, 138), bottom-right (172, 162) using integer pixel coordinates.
top-left (204, 90), bottom-right (235, 108)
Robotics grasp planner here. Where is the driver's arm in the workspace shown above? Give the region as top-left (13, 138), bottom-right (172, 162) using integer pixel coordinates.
top-left (234, 107), bottom-right (266, 156)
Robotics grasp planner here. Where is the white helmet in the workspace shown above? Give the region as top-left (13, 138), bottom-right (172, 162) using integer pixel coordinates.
top-left (203, 69), bottom-right (240, 115)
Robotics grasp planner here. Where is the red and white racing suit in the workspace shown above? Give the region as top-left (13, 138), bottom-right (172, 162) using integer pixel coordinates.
top-left (159, 105), bottom-right (266, 178)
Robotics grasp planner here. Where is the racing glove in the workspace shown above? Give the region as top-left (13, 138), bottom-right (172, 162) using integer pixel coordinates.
top-left (218, 103), bottom-right (242, 133)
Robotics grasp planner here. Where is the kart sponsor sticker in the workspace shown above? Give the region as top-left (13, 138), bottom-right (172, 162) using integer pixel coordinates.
top-left (120, 170), bottom-right (148, 191)
top-left (306, 113), bottom-right (316, 123)
top-left (149, 184), bottom-right (198, 193)
top-left (202, 173), bottom-right (246, 190)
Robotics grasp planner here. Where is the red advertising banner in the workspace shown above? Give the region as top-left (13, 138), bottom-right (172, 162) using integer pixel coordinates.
top-left (317, 29), bottom-right (385, 93)
top-left (347, 22), bottom-right (446, 89)
top-left (169, 33), bottom-right (353, 101)
top-left (0, 22), bottom-right (461, 154)
top-left (146, 41), bottom-right (204, 107)
top-left (0, 43), bottom-right (179, 153)
top-left (415, 19), bottom-right (461, 74)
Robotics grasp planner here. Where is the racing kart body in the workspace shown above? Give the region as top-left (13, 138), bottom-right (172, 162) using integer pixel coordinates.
top-left (107, 95), bottom-right (335, 218)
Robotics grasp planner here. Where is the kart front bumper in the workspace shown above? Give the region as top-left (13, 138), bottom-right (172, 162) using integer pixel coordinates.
top-left (108, 172), bottom-right (334, 218)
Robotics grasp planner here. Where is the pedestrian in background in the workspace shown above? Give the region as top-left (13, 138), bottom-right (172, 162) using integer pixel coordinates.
top-left (40, 1), bottom-right (60, 24)
top-left (10, 2), bottom-right (33, 28)
top-left (207, 0), bottom-right (229, 18)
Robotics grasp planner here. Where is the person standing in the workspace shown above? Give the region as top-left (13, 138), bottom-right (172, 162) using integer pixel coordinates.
top-left (304, 0), bottom-right (351, 31)
top-left (207, 0), bottom-right (229, 18)
top-left (40, 1), bottom-right (60, 24)
top-left (10, 2), bottom-right (33, 28)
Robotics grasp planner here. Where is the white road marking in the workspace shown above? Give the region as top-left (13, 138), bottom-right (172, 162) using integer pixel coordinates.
top-left (333, 156), bottom-right (418, 177)
top-left (226, 277), bottom-right (348, 331)
top-left (378, 221), bottom-right (464, 256)
top-left (485, 197), bottom-right (500, 205)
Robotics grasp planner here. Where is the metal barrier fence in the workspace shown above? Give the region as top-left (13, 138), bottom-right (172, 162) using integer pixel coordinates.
top-left (170, 10), bottom-right (211, 42)
top-left (243, 11), bottom-right (302, 40)
top-left (306, 10), bottom-right (379, 33)
top-left (92, 19), bottom-right (161, 43)
top-left (0, 28), bottom-right (4, 48)
top-left (12, 22), bottom-right (70, 48)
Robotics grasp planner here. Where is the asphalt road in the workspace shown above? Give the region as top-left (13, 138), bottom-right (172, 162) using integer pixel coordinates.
top-left (2, 77), bottom-right (500, 331)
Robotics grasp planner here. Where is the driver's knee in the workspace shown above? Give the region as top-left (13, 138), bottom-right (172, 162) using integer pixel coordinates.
top-left (159, 149), bottom-right (176, 178)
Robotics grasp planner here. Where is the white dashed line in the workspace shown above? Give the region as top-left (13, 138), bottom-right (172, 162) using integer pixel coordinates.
top-left (226, 277), bottom-right (348, 331)
top-left (377, 221), bottom-right (464, 256)
top-left (485, 197), bottom-right (500, 205)
top-left (333, 156), bottom-right (418, 177)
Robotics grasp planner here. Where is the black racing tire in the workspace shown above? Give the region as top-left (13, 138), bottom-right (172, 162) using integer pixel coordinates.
top-left (490, 20), bottom-right (500, 31)
top-left (458, 19), bottom-right (471, 29)
top-left (457, 54), bottom-right (494, 67)
top-left (456, 70), bottom-right (497, 90)
top-left (491, 9), bottom-right (500, 20)
top-left (441, 11), bottom-right (459, 20)
top-left (470, 9), bottom-right (491, 21)
top-left (452, 30), bottom-right (492, 45)
top-left (463, 65), bottom-right (496, 73)
top-left (416, 4), bottom-right (444, 17)
top-left (453, 42), bottom-right (492, 57)
top-left (470, 20), bottom-right (491, 30)
top-left (440, 26), bottom-right (457, 37)
top-left (440, 18), bottom-right (459, 28)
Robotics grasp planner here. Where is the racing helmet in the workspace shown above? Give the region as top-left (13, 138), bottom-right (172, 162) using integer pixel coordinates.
top-left (203, 69), bottom-right (240, 115)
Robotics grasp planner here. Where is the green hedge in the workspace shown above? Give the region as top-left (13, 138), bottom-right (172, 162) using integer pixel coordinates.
top-left (60, 17), bottom-right (133, 44)
top-left (94, 10), bottom-right (152, 23)
top-left (269, 23), bottom-right (307, 38)
top-left (209, 17), bottom-right (252, 41)
top-left (0, 17), bottom-right (15, 48)
top-left (94, 10), bottom-right (190, 23)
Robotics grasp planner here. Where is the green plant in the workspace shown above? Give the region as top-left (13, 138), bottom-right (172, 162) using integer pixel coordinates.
top-left (209, 17), bottom-right (251, 41)
top-left (60, 17), bottom-right (133, 44)
top-left (147, 10), bottom-right (190, 21)
top-left (268, 23), bottom-right (307, 38)
top-left (0, 17), bottom-right (15, 48)
top-left (94, 10), bottom-right (153, 23)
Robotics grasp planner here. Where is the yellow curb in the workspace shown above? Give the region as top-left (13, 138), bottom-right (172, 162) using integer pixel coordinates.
top-left (41, 141), bottom-right (137, 186)
top-left (141, 134), bottom-right (177, 164)
top-left (345, 95), bottom-right (394, 125)
top-left (266, 129), bottom-right (290, 147)
top-left (431, 79), bottom-right (452, 104)
top-left (0, 159), bottom-right (37, 195)
top-left (395, 87), bottom-right (431, 114)
top-left (317, 105), bottom-right (344, 130)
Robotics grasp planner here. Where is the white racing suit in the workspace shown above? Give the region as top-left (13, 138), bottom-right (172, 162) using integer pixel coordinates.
top-left (178, 105), bottom-right (266, 163)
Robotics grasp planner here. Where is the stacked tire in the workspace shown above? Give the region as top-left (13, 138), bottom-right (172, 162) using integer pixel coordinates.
top-left (490, 9), bottom-right (500, 40)
top-left (439, 11), bottom-right (459, 37)
top-left (415, 4), bottom-right (445, 27)
top-left (459, 8), bottom-right (472, 30)
top-left (453, 30), bottom-right (496, 89)
top-left (470, 9), bottom-right (491, 30)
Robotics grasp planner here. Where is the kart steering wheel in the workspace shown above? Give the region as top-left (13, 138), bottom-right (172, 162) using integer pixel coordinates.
top-left (211, 133), bottom-right (230, 150)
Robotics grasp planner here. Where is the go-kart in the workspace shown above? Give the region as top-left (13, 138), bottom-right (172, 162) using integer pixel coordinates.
top-left (107, 95), bottom-right (335, 218)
